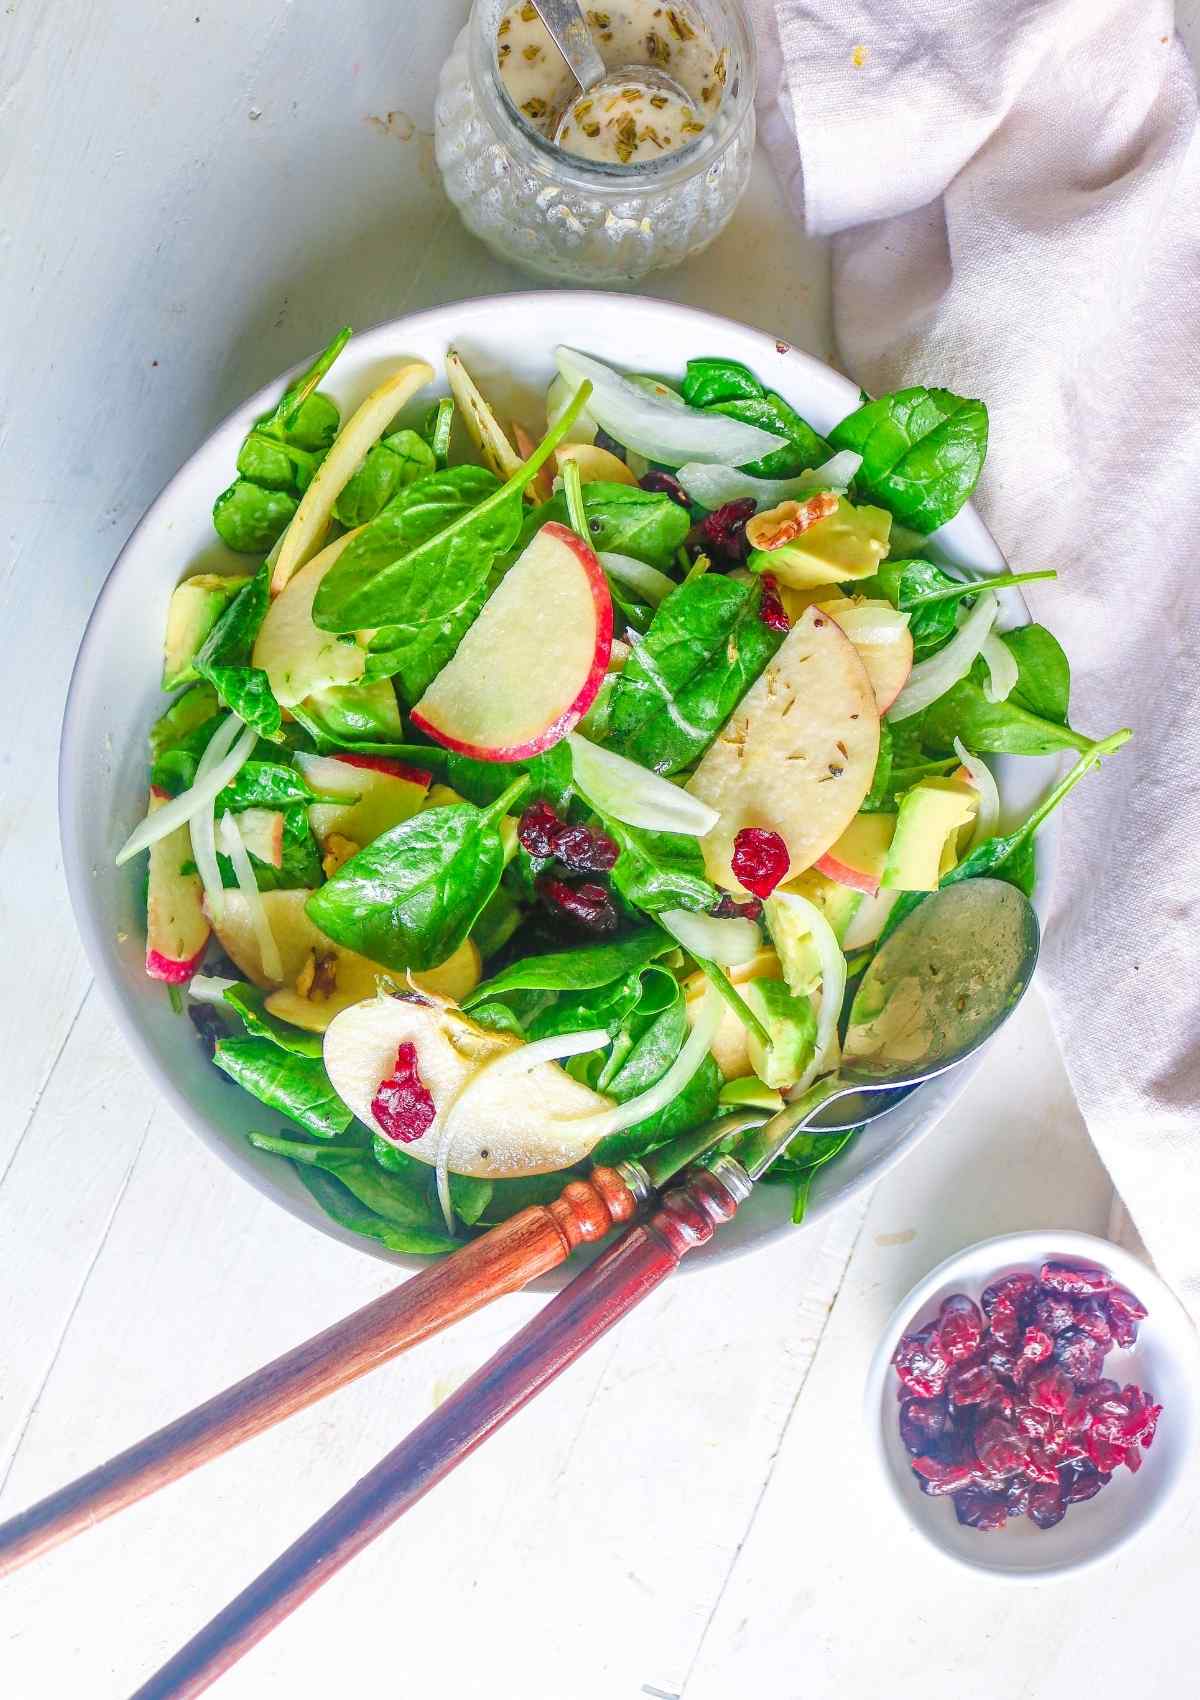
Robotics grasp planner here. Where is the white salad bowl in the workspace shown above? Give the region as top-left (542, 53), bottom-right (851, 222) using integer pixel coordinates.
top-left (60, 290), bottom-right (1057, 1271)
top-left (864, 1231), bottom-right (1200, 1578)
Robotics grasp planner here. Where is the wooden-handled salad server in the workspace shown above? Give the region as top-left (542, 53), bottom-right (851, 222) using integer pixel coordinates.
top-left (0, 1106), bottom-right (767, 1580)
top-left (122, 879), bottom-right (1039, 1700)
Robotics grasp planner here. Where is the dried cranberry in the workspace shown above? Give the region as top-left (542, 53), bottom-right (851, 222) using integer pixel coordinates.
top-left (1106, 1285), bottom-right (1147, 1347)
top-left (938, 1294), bottom-right (985, 1363)
top-left (518, 801), bottom-right (564, 860)
top-left (1107, 1306), bottom-right (1141, 1348)
top-left (1123, 1443), bottom-right (1143, 1474)
top-left (1058, 1457), bottom-right (1109, 1504)
top-left (899, 1396), bottom-right (950, 1456)
top-left (954, 1486), bottom-right (1009, 1530)
top-left (987, 1299), bottom-right (1022, 1348)
top-left (371, 1041), bottom-right (436, 1145)
top-left (1026, 1367), bottom-right (1073, 1415)
top-left (555, 823), bottom-right (618, 873)
top-left (1040, 1260), bottom-right (1114, 1296)
top-left (189, 1004), bottom-right (226, 1063)
top-left (986, 1344), bottom-right (1020, 1383)
top-left (1085, 1430), bottom-right (1126, 1473)
top-left (1051, 1327), bottom-right (1106, 1385)
top-left (1015, 1402), bottom-right (1051, 1441)
top-left (1020, 1327), bottom-right (1055, 1365)
top-left (1141, 1400), bottom-right (1163, 1448)
top-left (1025, 1448), bottom-right (1061, 1485)
top-left (981, 1272), bottom-right (1037, 1319)
top-left (911, 1456), bottom-right (974, 1495)
top-left (595, 426), bottom-right (627, 460)
top-left (974, 1417), bottom-right (1029, 1477)
top-left (1027, 1484), bottom-right (1066, 1529)
top-left (690, 498), bottom-right (756, 564)
top-left (711, 892), bottom-right (763, 921)
top-left (1072, 1298), bottom-right (1113, 1350)
top-left (731, 827), bottom-right (791, 898)
top-left (757, 573), bottom-right (790, 632)
top-left (1033, 1290), bottom-right (1077, 1336)
top-left (538, 877), bottom-right (619, 935)
top-left (639, 469), bottom-right (690, 508)
top-left (893, 1323), bottom-right (951, 1398)
top-left (948, 1364), bottom-right (999, 1406)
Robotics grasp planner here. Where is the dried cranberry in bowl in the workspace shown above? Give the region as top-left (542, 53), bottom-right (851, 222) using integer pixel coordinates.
top-left (892, 1260), bottom-right (1161, 1533)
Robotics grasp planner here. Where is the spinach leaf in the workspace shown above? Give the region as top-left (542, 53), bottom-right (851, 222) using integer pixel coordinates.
top-left (591, 982), bottom-right (721, 1163)
top-left (333, 429), bottom-right (436, 528)
top-left (526, 973), bottom-right (643, 1041)
top-left (829, 387), bottom-right (988, 532)
top-left (606, 820), bottom-right (717, 915)
top-left (520, 482), bottom-right (690, 572)
top-left (214, 1039), bottom-right (352, 1139)
top-left (193, 565), bottom-right (282, 741)
top-left (866, 559), bottom-right (961, 660)
top-left (252, 1132), bottom-right (458, 1253)
top-left (447, 742), bottom-right (573, 813)
top-left (214, 761), bottom-right (322, 811)
top-left (606, 574), bottom-right (784, 774)
top-left (920, 626), bottom-right (1091, 756)
top-left (680, 357), bottom-right (764, 408)
top-left (221, 983), bottom-right (324, 1056)
top-left (306, 779), bottom-right (526, 971)
top-left (710, 393), bottom-right (830, 478)
top-left (218, 805), bottom-right (321, 892)
top-left (236, 430), bottom-right (319, 493)
top-left (859, 721), bottom-right (895, 813)
top-left (877, 729), bottom-right (1131, 944)
top-left (762, 1127), bottom-right (859, 1224)
top-left (369, 1136), bottom-right (492, 1226)
top-left (363, 576), bottom-right (493, 704)
top-left (212, 481), bottom-right (298, 554)
top-left (479, 1170), bottom-right (585, 1221)
top-left (289, 677), bottom-right (405, 749)
top-left (464, 927), bottom-right (673, 1005)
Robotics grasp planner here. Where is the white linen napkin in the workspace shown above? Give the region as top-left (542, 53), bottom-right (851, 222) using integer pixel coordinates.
top-left (748, 0), bottom-right (1200, 1314)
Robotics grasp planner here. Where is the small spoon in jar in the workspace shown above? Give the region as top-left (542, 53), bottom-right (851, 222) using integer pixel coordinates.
top-left (529, 0), bottom-right (696, 150)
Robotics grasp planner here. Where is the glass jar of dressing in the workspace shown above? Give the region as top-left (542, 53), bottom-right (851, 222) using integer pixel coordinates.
top-left (435, 1), bottom-right (756, 285)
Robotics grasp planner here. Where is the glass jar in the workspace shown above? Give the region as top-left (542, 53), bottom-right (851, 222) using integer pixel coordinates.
top-left (435, 0), bottom-right (756, 286)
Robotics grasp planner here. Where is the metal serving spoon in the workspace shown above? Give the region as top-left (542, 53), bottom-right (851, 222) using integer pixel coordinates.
top-left (127, 879), bottom-right (1039, 1699)
top-left (529, 0), bottom-right (696, 148)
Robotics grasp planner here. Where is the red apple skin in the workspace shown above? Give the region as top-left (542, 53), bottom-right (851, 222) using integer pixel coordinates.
top-left (812, 849), bottom-right (881, 897)
top-left (331, 752), bottom-right (433, 787)
top-left (410, 523), bottom-right (613, 763)
top-left (145, 785), bottom-right (210, 982)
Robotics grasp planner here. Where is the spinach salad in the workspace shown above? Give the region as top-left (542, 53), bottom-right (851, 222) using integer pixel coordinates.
top-left (119, 330), bottom-right (1128, 1252)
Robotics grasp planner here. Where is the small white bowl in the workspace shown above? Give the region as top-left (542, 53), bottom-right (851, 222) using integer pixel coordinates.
top-left (864, 1230), bottom-right (1200, 1579)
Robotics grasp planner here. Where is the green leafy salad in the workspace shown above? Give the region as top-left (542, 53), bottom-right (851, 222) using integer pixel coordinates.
top-left (119, 328), bottom-right (1128, 1253)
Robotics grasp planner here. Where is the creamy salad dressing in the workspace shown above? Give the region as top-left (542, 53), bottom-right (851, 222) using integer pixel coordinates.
top-left (496, 1), bottom-right (724, 164)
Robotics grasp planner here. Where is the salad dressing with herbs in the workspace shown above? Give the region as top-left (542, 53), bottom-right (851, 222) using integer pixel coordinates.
top-left (496, 1), bottom-right (723, 163)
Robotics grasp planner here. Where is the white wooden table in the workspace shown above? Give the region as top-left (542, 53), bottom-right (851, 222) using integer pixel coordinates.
top-left (4, 6), bottom-right (1198, 1695)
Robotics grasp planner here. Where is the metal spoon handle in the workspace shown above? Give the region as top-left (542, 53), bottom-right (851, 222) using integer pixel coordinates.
top-left (532, 0), bottom-right (607, 92)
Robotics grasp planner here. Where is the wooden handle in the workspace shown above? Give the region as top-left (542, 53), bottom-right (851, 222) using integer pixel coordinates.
top-left (0, 1167), bottom-right (637, 1580)
top-left (128, 1163), bottom-right (747, 1700)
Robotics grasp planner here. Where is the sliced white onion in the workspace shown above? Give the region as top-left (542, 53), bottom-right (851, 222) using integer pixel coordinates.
top-left (218, 812), bottom-right (283, 981)
top-left (190, 718), bottom-right (257, 921)
top-left (768, 890), bottom-right (846, 1097)
top-left (658, 906), bottom-right (761, 966)
top-left (116, 713), bottom-right (252, 865)
top-left (981, 633), bottom-right (1018, 704)
top-left (433, 1027), bottom-right (610, 1231)
top-left (546, 373), bottom-right (598, 445)
top-left (675, 450), bottom-right (860, 511)
top-left (568, 734), bottom-right (719, 837)
top-left (555, 347), bottom-right (787, 469)
top-left (599, 551), bottom-right (676, 607)
top-left (828, 604), bottom-right (911, 646)
top-left (187, 974), bottom-right (238, 1006)
top-left (573, 987), bottom-right (721, 1142)
top-left (886, 591), bottom-right (999, 723)
top-left (953, 738), bottom-right (1000, 849)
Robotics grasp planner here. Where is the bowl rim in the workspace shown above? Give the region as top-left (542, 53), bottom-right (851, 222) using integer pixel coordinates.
top-left (862, 1227), bottom-right (1200, 1580)
top-left (59, 286), bottom-right (1043, 1273)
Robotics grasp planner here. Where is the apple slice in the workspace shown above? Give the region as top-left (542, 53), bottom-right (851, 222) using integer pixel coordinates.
top-left (295, 751), bottom-right (432, 854)
top-left (145, 788), bottom-right (210, 983)
top-left (555, 442), bottom-right (637, 487)
top-left (270, 360), bottom-right (434, 594)
top-left (322, 995), bottom-right (612, 1178)
top-left (445, 349), bottom-right (523, 481)
top-left (235, 807), bottom-right (285, 869)
top-left (253, 531), bottom-right (367, 707)
top-left (411, 521), bottom-right (612, 761)
top-left (813, 811), bottom-right (895, 896)
top-left (686, 605), bottom-right (880, 890)
top-left (820, 598), bottom-right (914, 714)
top-left (207, 887), bottom-right (480, 1031)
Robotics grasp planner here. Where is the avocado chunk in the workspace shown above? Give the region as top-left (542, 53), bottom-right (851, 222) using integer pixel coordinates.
top-left (744, 978), bottom-right (818, 1090)
top-left (162, 573), bottom-right (251, 690)
top-left (748, 497), bottom-right (891, 589)
top-left (881, 777), bottom-right (977, 892)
